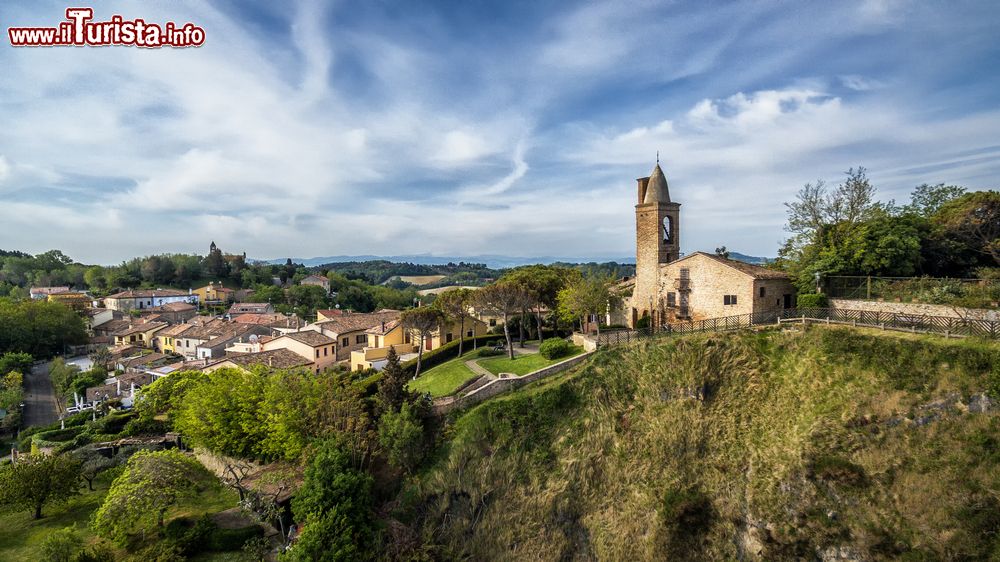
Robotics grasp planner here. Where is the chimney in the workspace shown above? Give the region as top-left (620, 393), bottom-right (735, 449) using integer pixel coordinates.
top-left (381, 321), bottom-right (385, 332)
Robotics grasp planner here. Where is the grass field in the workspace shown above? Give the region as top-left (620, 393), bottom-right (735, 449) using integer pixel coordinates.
top-left (0, 473), bottom-right (239, 560)
top-left (477, 346), bottom-right (584, 376)
top-left (397, 275), bottom-right (447, 286)
top-left (408, 356), bottom-right (478, 397)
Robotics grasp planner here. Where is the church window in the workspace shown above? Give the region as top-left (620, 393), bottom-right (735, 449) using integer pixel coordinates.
top-left (759, 287), bottom-right (766, 298)
top-left (662, 216), bottom-right (672, 244)
top-left (667, 292), bottom-right (676, 307)
top-left (724, 295), bottom-right (738, 305)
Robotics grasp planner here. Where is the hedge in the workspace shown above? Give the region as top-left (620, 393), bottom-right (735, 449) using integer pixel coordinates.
top-left (797, 293), bottom-right (829, 308)
top-left (400, 334), bottom-right (499, 375)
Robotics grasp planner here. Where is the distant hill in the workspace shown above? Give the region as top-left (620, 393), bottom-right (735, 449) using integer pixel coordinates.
top-left (259, 254), bottom-right (638, 270)
top-left (259, 252), bottom-right (771, 269)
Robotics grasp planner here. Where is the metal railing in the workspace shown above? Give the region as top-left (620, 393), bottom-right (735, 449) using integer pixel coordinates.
top-left (824, 275), bottom-right (999, 306)
top-left (596, 307), bottom-right (1000, 348)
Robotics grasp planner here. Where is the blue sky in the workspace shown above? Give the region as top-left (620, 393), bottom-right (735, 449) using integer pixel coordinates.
top-left (1, 0), bottom-right (998, 264)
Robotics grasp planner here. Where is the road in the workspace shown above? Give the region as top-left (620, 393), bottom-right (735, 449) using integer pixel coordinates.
top-left (21, 360), bottom-right (60, 429)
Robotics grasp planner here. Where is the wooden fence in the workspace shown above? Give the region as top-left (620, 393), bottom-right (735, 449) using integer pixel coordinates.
top-left (597, 308), bottom-right (1000, 348)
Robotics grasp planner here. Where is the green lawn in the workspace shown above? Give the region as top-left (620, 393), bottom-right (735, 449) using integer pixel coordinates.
top-left (408, 356), bottom-right (478, 397)
top-left (0, 470), bottom-right (239, 560)
top-left (477, 346), bottom-right (584, 376)
top-left (0, 481), bottom-right (109, 561)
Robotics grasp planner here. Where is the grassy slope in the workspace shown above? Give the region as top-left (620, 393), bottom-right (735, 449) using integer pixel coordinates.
top-left (408, 356), bottom-right (478, 397)
top-left (398, 326), bottom-right (1000, 561)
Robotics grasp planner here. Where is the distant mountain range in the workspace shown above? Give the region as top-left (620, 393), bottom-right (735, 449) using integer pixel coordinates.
top-left (260, 252), bottom-right (771, 269)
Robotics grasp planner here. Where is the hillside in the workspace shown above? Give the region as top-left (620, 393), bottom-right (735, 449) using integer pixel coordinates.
top-left (394, 326), bottom-right (1000, 560)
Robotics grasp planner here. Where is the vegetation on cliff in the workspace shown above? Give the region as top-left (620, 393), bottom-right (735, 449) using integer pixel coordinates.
top-left (393, 326), bottom-right (1000, 560)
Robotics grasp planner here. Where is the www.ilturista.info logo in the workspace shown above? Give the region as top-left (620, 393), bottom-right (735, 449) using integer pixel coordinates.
top-left (8, 8), bottom-right (205, 48)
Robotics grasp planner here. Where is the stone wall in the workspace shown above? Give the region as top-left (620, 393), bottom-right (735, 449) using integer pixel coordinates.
top-left (432, 351), bottom-right (593, 416)
top-left (829, 298), bottom-right (1000, 321)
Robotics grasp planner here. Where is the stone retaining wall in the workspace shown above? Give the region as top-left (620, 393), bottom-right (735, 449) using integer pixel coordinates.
top-left (432, 352), bottom-right (593, 416)
top-left (829, 298), bottom-right (999, 321)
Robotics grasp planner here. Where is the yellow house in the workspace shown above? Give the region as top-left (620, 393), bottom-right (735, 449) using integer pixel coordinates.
top-left (260, 331), bottom-right (338, 374)
top-left (411, 317), bottom-right (489, 352)
top-left (156, 324), bottom-right (193, 354)
top-left (113, 321), bottom-right (168, 349)
top-left (351, 317), bottom-right (489, 371)
top-left (192, 281), bottom-right (235, 305)
top-left (350, 320), bottom-right (415, 371)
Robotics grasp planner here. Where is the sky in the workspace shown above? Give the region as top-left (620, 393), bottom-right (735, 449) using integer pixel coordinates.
top-left (1, 0), bottom-right (999, 265)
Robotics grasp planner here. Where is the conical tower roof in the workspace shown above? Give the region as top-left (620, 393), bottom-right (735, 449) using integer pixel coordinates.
top-left (642, 163), bottom-right (670, 204)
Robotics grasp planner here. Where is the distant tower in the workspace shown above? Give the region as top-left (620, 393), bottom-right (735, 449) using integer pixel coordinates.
top-left (210, 241), bottom-right (218, 253)
top-left (632, 161), bottom-right (680, 327)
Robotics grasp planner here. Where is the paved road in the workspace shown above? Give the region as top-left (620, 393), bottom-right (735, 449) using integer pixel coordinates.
top-left (22, 360), bottom-right (60, 429)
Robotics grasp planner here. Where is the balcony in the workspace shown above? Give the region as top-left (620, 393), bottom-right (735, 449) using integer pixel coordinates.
top-left (673, 278), bottom-right (691, 291)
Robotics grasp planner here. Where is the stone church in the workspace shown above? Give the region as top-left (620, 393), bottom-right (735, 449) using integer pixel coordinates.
top-left (617, 162), bottom-right (795, 328)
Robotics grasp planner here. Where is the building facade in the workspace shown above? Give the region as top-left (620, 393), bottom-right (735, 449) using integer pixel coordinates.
top-left (621, 162), bottom-right (795, 327)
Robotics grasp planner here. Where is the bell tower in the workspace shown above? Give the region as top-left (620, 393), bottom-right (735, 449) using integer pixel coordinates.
top-left (632, 161), bottom-right (680, 327)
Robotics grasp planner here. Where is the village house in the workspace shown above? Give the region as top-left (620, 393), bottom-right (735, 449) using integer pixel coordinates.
top-left (203, 348), bottom-right (314, 374)
top-left (156, 323), bottom-right (193, 354)
top-left (617, 162), bottom-right (795, 327)
top-left (29, 286), bottom-right (70, 299)
top-left (350, 316), bottom-right (489, 371)
top-left (260, 331), bottom-right (338, 373)
top-left (228, 302), bottom-right (276, 316)
top-left (316, 309), bottom-right (345, 322)
top-left (84, 308), bottom-right (115, 332)
top-left (172, 320), bottom-right (229, 360)
top-left (144, 301), bottom-right (198, 324)
top-left (47, 291), bottom-right (92, 311)
top-left (112, 321), bottom-right (168, 349)
top-left (103, 288), bottom-right (196, 312)
top-left (195, 324), bottom-right (272, 360)
top-left (84, 372), bottom-right (156, 408)
top-left (305, 310), bottom-right (401, 361)
top-left (192, 281), bottom-right (235, 305)
top-left (301, 274), bottom-right (332, 294)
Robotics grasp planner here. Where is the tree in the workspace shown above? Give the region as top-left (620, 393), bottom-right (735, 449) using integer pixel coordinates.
top-left (88, 346), bottom-right (113, 372)
top-left (432, 288), bottom-right (472, 357)
top-left (0, 298), bottom-right (87, 357)
top-left (0, 453), bottom-right (81, 519)
top-left (474, 282), bottom-right (531, 359)
top-left (0, 351), bottom-right (32, 376)
top-left (501, 265), bottom-right (568, 346)
top-left (934, 191), bottom-right (1000, 266)
top-left (173, 368), bottom-right (268, 459)
top-left (377, 402), bottom-right (424, 474)
top-left (400, 307), bottom-right (445, 377)
top-left (557, 274), bottom-right (619, 337)
top-left (73, 448), bottom-right (115, 491)
top-left (375, 347), bottom-right (410, 415)
top-left (904, 183), bottom-right (966, 216)
top-left (93, 449), bottom-right (215, 544)
top-left (288, 439), bottom-right (376, 562)
top-left (715, 246), bottom-right (730, 259)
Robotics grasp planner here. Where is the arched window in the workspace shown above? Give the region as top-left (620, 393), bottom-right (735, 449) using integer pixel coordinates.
top-left (662, 216), bottom-right (672, 244)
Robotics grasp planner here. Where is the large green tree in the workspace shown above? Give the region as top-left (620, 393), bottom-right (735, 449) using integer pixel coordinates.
top-left (400, 307), bottom-right (445, 377)
top-left (0, 453), bottom-right (81, 519)
top-left (0, 298), bottom-right (87, 357)
top-left (93, 449), bottom-right (215, 544)
top-left (287, 439), bottom-right (376, 562)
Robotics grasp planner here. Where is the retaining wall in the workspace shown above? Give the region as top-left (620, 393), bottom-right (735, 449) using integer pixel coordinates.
top-left (432, 351), bottom-right (593, 416)
top-left (829, 298), bottom-right (999, 321)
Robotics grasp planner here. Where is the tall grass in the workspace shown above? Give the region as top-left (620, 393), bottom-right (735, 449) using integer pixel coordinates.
top-left (397, 327), bottom-right (1000, 560)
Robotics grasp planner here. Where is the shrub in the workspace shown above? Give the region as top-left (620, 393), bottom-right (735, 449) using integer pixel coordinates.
top-left (797, 293), bottom-right (828, 308)
top-left (635, 316), bottom-right (651, 331)
top-left (121, 417), bottom-right (169, 437)
top-left (91, 410), bottom-right (136, 435)
top-left (40, 525), bottom-right (81, 562)
top-left (539, 338), bottom-right (572, 360)
top-left (476, 347), bottom-right (502, 358)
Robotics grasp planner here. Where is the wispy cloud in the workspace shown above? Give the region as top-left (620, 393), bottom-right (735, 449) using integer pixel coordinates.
top-left (0, 0), bottom-right (998, 263)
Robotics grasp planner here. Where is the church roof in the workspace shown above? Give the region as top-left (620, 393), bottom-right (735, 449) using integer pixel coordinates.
top-left (666, 252), bottom-right (789, 280)
top-left (643, 163), bottom-right (670, 204)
